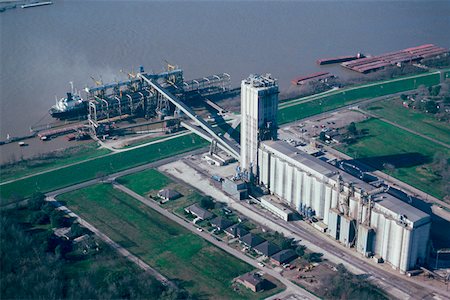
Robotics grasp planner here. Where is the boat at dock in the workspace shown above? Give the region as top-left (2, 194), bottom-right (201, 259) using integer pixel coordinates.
top-left (21, 1), bottom-right (52, 9)
top-left (317, 53), bottom-right (365, 65)
top-left (49, 83), bottom-right (88, 120)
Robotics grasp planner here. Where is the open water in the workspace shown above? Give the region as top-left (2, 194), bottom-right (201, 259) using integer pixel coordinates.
top-left (1, 0), bottom-right (449, 138)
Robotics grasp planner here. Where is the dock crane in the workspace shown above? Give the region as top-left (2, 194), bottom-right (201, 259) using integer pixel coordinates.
top-left (90, 76), bottom-right (103, 86)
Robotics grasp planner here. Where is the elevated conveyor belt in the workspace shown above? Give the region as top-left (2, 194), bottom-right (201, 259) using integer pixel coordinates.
top-left (138, 73), bottom-right (240, 159)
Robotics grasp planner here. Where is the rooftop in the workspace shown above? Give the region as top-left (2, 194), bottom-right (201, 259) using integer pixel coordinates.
top-left (242, 74), bottom-right (277, 89)
top-left (237, 272), bottom-right (264, 287)
top-left (158, 189), bottom-right (181, 200)
top-left (261, 140), bottom-right (430, 225)
top-left (185, 203), bottom-right (214, 220)
top-left (240, 233), bottom-right (265, 248)
top-left (210, 216), bottom-right (235, 230)
top-left (225, 224), bottom-right (249, 238)
top-left (270, 249), bottom-right (297, 263)
top-left (254, 241), bottom-right (281, 256)
top-left (373, 193), bottom-right (431, 226)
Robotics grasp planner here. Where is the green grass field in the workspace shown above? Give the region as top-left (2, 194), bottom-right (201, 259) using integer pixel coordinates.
top-left (116, 169), bottom-right (172, 196)
top-left (0, 143), bottom-right (111, 183)
top-left (0, 134), bottom-right (208, 205)
top-left (364, 98), bottom-right (450, 145)
top-left (117, 169), bottom-right (209, 216)
top-left (278, 71), bottom-right (441, 125)
top-left (58, 184), bottom-right (283, 299)
top-left (336, 118), bottom-right (449, 199)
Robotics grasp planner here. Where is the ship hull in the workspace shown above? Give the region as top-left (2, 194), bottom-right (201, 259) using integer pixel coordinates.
top-left (49, 103), bottom-right (88, 120)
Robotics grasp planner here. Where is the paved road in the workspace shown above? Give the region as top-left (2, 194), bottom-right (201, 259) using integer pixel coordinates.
top-left (358, 108), bottom-right (449, 149)
top-left (113, 183), bottom-right (319, 300)
top-left (171, 159), bottom-right (449, 300)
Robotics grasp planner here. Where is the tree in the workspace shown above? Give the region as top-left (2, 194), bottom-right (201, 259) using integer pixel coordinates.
top-left (347, 122), bottom-right (358, 136)
top-left (55, 239), bottom-right (72, 258)
top-left (296, 245), bottom-right (306, 257)
top-left (319, 131), bottom-right (327, 141)
top-left (29, 211), bottom-right (50, 225)
top-left (51, 211), bottom-right (67, 228)
top-left (29, 192), bottom-right (46, 211)
top-left (281, 238), bottom-right (293, 250)
top-left (400, 94), bottom-right (407, 101)
top-left (304, 252), bottom-right (323, 263)
top-left (200, 196), bottom-right (215, 210)
top-left (71, 222), bottom-right (87, 238)
top-left (425, 100), bottom-right (439, 114)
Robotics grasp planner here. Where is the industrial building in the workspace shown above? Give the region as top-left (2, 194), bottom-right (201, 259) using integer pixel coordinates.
top-left (239, 73), bottom-right (431, 273)
top-left (240, 74), bottom-right (278, 176)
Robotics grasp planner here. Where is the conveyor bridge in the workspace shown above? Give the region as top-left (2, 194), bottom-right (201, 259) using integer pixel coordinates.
top-left (138, 73), bottom-right (240, 159)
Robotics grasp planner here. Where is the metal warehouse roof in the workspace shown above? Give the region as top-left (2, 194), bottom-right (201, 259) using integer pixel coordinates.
top-left (260, 140), bottom-right (429, 225)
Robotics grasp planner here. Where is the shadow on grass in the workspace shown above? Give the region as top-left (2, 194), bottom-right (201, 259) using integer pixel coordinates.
top-left (170, 278), bottom-right (210, 300)
top-left (263, 279), bottom-right (278, 291)
top-left (343, 152), bottom-right (430, 172)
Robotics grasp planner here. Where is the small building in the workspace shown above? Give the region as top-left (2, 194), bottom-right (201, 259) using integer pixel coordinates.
top-left (254, 241), bottom-right (281, 257)
top-left (260, 195), bottom-right (294, 221)
top-left (236, 272), bottom-right (266, 292)
top-left (270, 249), bottom-right (298, 266)
top-left (210, 216), bottom-right (235, 231)
top-left (240, 233), bottom-right (265, 248)
top-left (184, 204), bottom-right (214, 220)
top-left (225, 224), bottom-right (249, 238)
top-left (53, 227), bottom-right (71, 240)
top-left (222, 177), bottom-right (248, 200)
top-left (158, 189), bottom-right (181, 201)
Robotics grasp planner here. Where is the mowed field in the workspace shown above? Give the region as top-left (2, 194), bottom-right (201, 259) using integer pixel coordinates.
top-left (0, 134), bottom-right (208, 204)
top-left (0, 142), bottom-right (111, 183)
top-left (278, 71), bottom-right (440, 125)
top-left (116, 169), bottom-right (172, 197)
top-left (336, 118), bottom-right (449, 199)
top-left (364, 98), bottom-right (450, 145)
top-left (58, 184), bottom-right (270, 299)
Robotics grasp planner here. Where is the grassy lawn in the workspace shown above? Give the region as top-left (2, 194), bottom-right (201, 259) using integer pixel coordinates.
top-left (364, 98), bottom-right (450, 145)
top-left (116, 169), bottom-right (204, 214)
top-left (278, 71), bottom-right (440, 125)
top-left (58, 184), bottom-right (284, 299)
top-left (116, 169), bottom-right (172, 196)
top-left (0, 134), bottom-right (208, 205)
top-left (0, 142), bottom-right (111, 183)
top-left (335, 118), bottom-right (449, 199)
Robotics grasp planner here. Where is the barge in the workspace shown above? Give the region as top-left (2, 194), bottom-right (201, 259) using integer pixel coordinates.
top-left (317, 53), bottom-right (364, 65)
top-left (291, 72), bottom-right (334, 85)
top-left (21, 1), bottom-right (53, 8)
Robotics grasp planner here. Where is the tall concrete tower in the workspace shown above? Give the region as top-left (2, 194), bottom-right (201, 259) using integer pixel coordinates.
top-left (240, 74), bottom-right (278, 177)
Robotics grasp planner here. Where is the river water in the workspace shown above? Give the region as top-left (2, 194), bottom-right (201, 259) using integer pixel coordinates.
top-left (1, 0), bottom-right (449, 138)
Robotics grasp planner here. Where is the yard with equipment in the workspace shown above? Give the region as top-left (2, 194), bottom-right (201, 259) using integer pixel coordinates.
top-left (336, 118), bottom-right (450, 200)
top-left (57, 184), bottom-right (284, 299)
top-left (278, 71), bottom-right (441, 125)
top-left (0, 134), bottom-right (208, 205)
